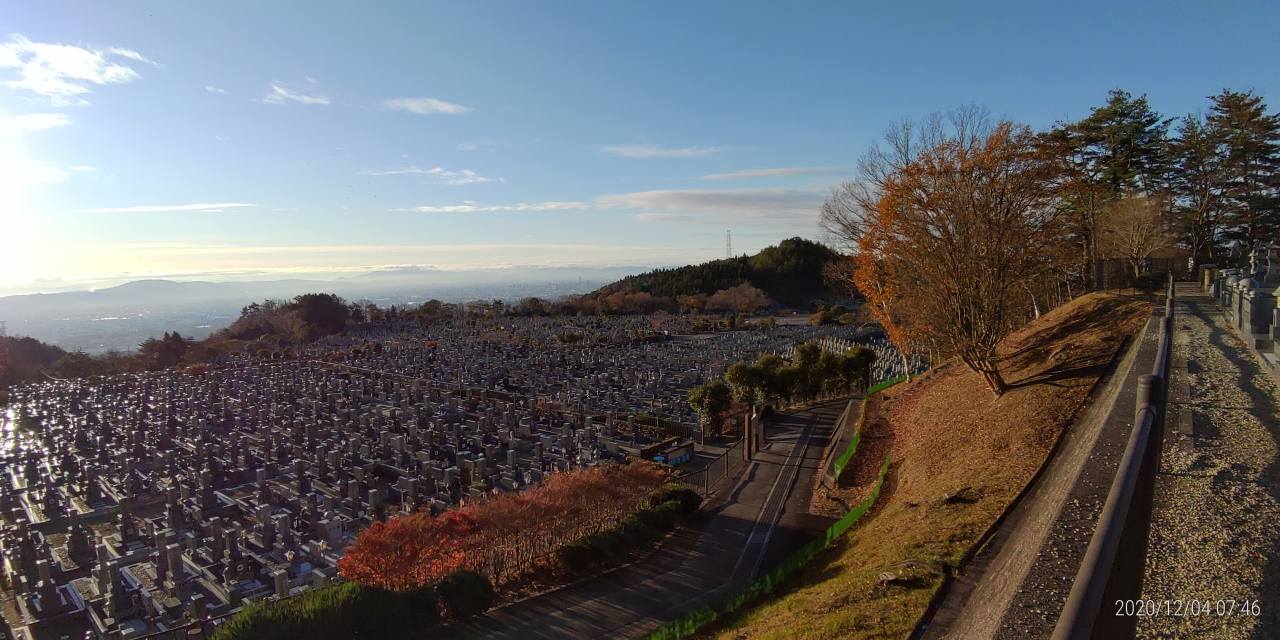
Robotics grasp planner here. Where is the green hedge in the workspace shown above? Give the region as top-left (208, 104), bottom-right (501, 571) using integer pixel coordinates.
top-left (437, 569), bottom-right (495, 619)
top-left (558, 497), bottom-right (691, 575)
top-left (211, 581), bottom-right (439, 640)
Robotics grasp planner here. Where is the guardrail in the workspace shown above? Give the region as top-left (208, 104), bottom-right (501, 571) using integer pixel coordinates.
top-left (1052, 275), bottom-right (1175, 640)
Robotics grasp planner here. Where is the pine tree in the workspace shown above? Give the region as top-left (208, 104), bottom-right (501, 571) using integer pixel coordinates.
top-left (1208, 90), bottom-right (1280, 254)
top-left (1169, 113), bottom-right (1226, 265)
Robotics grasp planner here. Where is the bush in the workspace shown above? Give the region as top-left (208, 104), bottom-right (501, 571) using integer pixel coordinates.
top-left (558, 540), bottom-right (599, 574)
top-left (437, 570), bottom-right (494, 619)
top-left (650, 484), bottom-right (702, 515)
top-left (211, 582), bottom-right (439, 640)
top-left (637, 500), bottom-right (682, 531)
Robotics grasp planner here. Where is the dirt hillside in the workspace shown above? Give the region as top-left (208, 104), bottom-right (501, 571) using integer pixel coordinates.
top-left (709, 292), bottom-right (1151, 639)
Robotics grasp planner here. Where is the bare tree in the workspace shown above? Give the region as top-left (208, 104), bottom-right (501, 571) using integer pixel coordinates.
top-left (832, 112), bottom-right (1070, 396)
top-left (1098, 195), bottom-right (1176, 277)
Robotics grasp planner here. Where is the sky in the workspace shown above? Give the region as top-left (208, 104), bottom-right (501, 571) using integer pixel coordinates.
top-left (1, 1), bottom-right (1278, 295)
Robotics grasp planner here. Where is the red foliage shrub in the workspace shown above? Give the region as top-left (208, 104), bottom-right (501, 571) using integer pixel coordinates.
top-left (338, 463), bottom-right (666, 591)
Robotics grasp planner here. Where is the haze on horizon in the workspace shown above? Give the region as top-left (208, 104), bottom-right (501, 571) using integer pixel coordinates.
top-left (2, 1), bottom-right (1278, 297)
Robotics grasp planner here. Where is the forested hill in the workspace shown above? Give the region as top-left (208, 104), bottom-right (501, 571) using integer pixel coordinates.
top-left (596, 237), bottom-right (839, 306)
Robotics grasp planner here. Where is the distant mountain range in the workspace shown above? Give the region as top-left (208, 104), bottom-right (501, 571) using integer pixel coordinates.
top-left (0, 265), bottom-right (649, 353)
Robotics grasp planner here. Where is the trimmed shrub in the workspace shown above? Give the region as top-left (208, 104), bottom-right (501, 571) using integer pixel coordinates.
top-left (210, 582), bottom-right (439, 640)
top-left (558, 540), bottom-right (598, 574)
top-left (650, 484), bottom-right (702, 515)
top-left (437, 570), bottom-right (495, 619)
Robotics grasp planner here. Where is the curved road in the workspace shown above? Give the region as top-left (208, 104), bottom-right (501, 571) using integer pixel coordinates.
top-left (447, 400), bottom-right (846, 640)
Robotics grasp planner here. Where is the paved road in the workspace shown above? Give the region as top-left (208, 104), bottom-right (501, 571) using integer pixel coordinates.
top-left (447, 400), bottom-right (845, 640)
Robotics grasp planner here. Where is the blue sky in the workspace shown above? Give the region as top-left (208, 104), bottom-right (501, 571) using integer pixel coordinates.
top-left (2, 1), bottom-right (1277, 294)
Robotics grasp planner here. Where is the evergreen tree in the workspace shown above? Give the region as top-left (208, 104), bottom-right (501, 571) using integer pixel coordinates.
top-left (1168, 113), bottom-right (1226, 265)
top-left (1207, 89), bottom-right (1280, 253)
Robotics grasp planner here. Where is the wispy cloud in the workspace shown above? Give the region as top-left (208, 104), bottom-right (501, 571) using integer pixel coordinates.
top-left (599, 144), bottom-right (725, 159)
top-left (383, 97), bottom-right (472, 115)
top-left (0, 35), bottom-right (156, 106)
top-left (696, 166), bottom-right (846, 180)
top-left (393, 201), bottom-right (589, 214)
top-left (204, 84), bottom-right (226, 94)
top-left (598, 188), bottom-right (823, 221)
top-left (68, 165), bottom-right (96, 172)
top-left (262, 79), bottom-right (329, 105)
top-left (76, 202), bottom-right (257, 214)
top-left (359, 166), bottom-right (492, 185)
top-left (0, 112), bottom-right (72, 132)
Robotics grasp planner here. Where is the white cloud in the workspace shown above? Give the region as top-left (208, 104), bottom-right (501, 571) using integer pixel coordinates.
top-left (0, 35), bottom-right (154, 106)
top-left (0, 112), bottom-right (72, 133)
top-left (4, 160), bottom-right (68, 185)
top-left (393, 201), bottom-right (589, 214)
top-left (204, 85), bottom-right (226, 94)
top-left (696, 166), bottom-right (846, 180)
top-left (599, 144), bottom-right (725, 159)
top-left (597, 188), bottom-right (823, 221)
top-left (383, 97), bottom-right (472, 115)
top-left (68, 165), bottom-right (96, 172)
top-left (76, 202), bottom-right (257, 214)
top-left (456, 140), bottom-right (494, 152)
top-left (262, 80), bottom-right (329, 105)
top-left (359, 165), bottom-right (492, 185)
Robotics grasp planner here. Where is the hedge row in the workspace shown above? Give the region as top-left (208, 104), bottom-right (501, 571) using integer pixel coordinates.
top-left (558, 484), bottom-right (702, 575)
top-left (210, 569), bottom-right (492, 640)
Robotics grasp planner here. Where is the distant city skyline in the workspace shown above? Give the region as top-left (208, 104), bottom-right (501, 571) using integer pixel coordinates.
top-left (2, 1), bottom-right (1278, 295)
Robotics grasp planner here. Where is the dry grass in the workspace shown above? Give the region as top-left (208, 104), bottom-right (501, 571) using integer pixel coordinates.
top-left (708, 293), bottom-right (1151, 639)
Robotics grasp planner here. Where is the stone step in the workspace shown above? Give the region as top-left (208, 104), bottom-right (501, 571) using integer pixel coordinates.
top-left (1263, 351), bottom-right (1279, 373)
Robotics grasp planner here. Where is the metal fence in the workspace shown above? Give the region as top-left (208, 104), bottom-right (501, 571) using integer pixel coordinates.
top-left (673, 429), bottom-right (748, 497)
top-left (1052, 275), bottom-right (1174, 640)
top-left (1092, 258), bottom-right (1189, 292)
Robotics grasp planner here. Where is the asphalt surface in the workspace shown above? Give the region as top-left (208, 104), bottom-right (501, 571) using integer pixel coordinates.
top-left (447, 400), bottom-right (845, 640)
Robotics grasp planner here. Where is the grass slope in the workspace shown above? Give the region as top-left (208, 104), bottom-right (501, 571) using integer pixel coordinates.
top-left (707, 292), bottom-right (1151, 639)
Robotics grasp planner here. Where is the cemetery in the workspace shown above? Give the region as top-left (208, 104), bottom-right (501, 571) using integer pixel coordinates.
top-left (0, 316), bottom-right (879, 639)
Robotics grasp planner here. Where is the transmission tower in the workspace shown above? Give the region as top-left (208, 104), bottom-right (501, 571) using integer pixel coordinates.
top-left (726, 229), bottom-right (732, 259)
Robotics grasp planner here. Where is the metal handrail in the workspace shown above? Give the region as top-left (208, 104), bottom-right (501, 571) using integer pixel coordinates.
top-left (1051, 274), bottom-right (1174, 640)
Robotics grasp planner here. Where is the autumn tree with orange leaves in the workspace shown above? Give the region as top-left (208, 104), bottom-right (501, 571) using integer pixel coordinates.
top-left (338, 463), bottom-right (666, 591)
top-left (823, 108), bottom-right (1071, 396)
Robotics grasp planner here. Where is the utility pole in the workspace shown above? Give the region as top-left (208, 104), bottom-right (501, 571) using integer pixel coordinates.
top-left (726, 229), bottom-right (732, 259)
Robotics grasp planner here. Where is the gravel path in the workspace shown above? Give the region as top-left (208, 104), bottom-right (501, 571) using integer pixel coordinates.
top-left (1138, 286), bottom-right (1280, 639)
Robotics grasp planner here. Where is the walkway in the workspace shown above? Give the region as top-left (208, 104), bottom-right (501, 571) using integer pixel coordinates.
top-left (446, 400), bottom-right (845, 640)
top-left (1137, 284), bottom-right (1280, 639)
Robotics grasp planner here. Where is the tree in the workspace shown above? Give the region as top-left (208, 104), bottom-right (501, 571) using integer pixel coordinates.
top-left (1169, 113), bottom-right (1226, 265)
top-left (1208, 89), bottom-right (1280, 253)
top-left (687, 380), bottom-right (732, 436)
top-left (705, 283), bottom-right (771, 314)
top-left (724, 362), bottom-right (765, 411)
top-left (836, 114), bottom-right (1069, 396)
top-left (1036, 91), bottom-right (1172, 287)
top-left (1098, 195), bottom-right (1176, 277)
